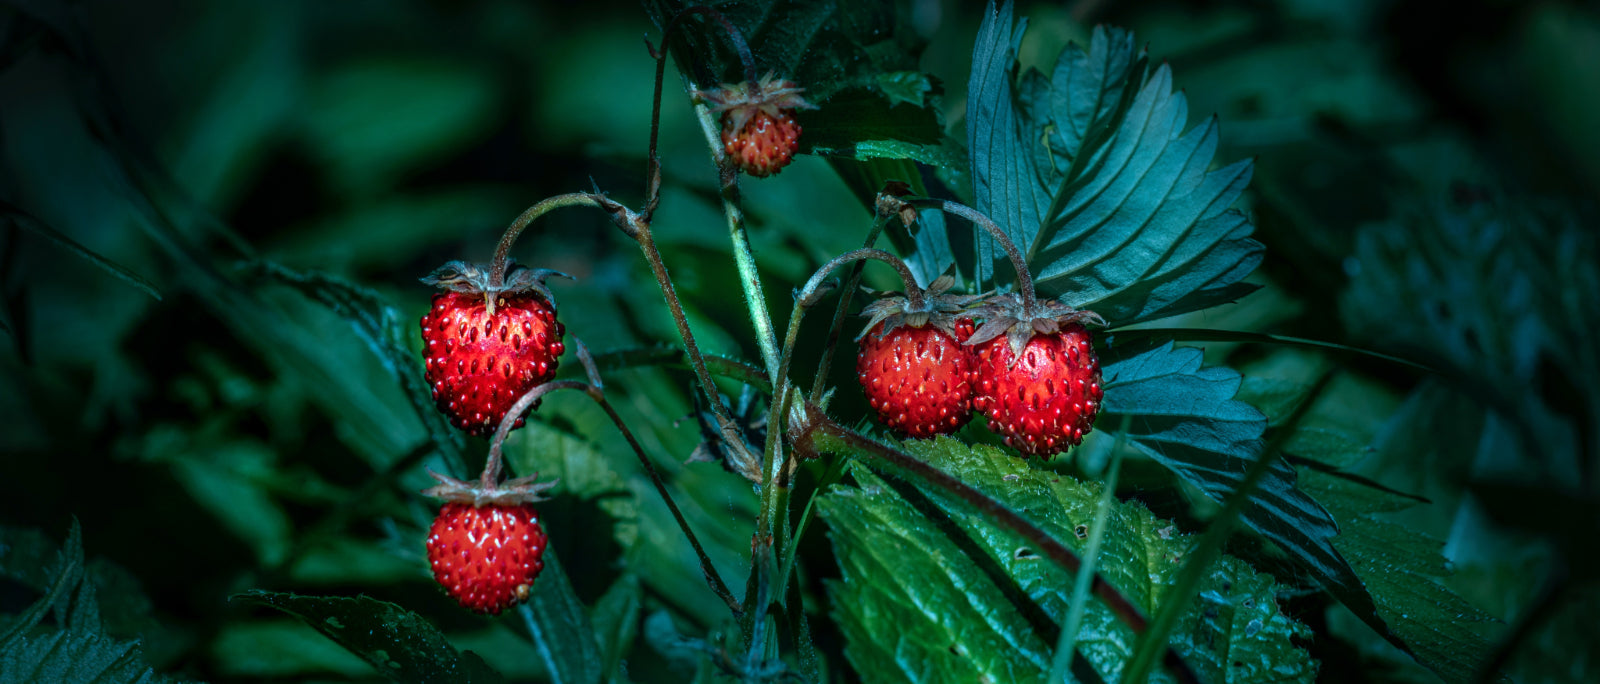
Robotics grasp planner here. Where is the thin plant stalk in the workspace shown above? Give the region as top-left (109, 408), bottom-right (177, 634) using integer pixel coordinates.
top-left (484, 364), bottom-right (742, 614)
top-left (810, 211), bottom-right (894, 401)
top-left (908, 197), bottom-right (1038, 314)
top-left (1050, 413), bottom-right (1132, 681)
top-left (489, 193), bottom-right (603, 289)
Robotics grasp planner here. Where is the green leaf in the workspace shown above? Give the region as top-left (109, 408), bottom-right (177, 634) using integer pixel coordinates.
top-left (1, 630), bottom-right (181, 684)
top-left (966, 3), bottom-right (1261, 326)
top-left (232, 591), bottom-right (504, 684)
top-left (0, 521), bottom-right (185, 683)
top-left (0, 200), bottom-right (161, 302)
top-left (820, 437), bottom-right (1316, 682)
top-left (243, 260), bottom-right (467, 477)
top-left (1100, 341), bottom-right (1377, 642)
top-left (1236, 357), bottom-right (1504, 682)
top-left (519, 548), bottom-right (606, 684)
top-left (589, 574), bottom-right (643, 683)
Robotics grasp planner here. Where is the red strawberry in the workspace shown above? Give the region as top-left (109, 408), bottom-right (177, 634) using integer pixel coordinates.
top-left (968, 295), bottom-right (1106, 457)
top-left (420, 261), bottom-right (568, 436)
top-left (858, 319), bottom-right (977, 437)
top-left (695, 72), bottom-right (817, 178)
top-left (423, 469), bottom-right (556, 615)
top-left (855, 274), bottom-right (983, 438)
top-left (427, 502), bottom-right (547, 614)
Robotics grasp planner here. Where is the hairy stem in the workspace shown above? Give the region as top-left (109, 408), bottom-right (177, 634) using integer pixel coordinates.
top-left (631, 224), bottom-right (761, 471)
top-left (486, 376), bottom-right (741, 614)
top-left (911, 198), bottom-right (1036, 314)
top-left (694, 104), bottom-right (783, 385)
top-left (810, 212), bottom-right (892, 401)
top-left (489, 193), bottom-right (603, 289)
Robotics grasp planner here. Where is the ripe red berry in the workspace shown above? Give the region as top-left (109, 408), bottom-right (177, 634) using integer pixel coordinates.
top-left (854, 274), bottom-right (984, 438)
top-left (695, 72), bottom-right (817, 178)
top-left (420, 262), bottom-right (568, 437)
top-left (857, 319), bottom-right (977, 438)
top-left (966, 295), bottom-right (1106, 457)
top-left (972, 323), bottom-right (1103, 456)
top-left (426, 501), bottom-right (548, 615)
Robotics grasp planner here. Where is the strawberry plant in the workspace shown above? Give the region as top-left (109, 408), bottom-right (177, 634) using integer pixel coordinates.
top-left (3, 0), bottom-right (1598, 682)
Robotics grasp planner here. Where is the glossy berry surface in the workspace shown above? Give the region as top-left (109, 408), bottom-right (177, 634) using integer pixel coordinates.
top-left (426, 502), bottom-right (547, 615)
top-left (421, 291), bottom-right (564, 436)
top-left (856, 319), bottom-right (977, 438)
top-left (722, 109), bottom-right (802, 178)
top-left (972, 323), bottom-right (1103, 457)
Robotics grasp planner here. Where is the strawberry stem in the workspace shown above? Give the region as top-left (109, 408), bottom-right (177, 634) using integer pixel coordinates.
top-left (490, 193), bottom-right (605, 294)
top-left (910, 198), bottom-right (1038, 316)
top-left (483, 362), bottom-right (744, 616)
top-left (810, 210), bottom-right (894, 402)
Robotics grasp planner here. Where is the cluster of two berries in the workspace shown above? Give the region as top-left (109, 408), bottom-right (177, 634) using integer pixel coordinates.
top-left (856, 277), bottom-right (1106, 458)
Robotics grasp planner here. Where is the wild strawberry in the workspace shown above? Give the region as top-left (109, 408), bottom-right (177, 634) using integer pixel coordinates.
top-left (968, 295), bottom-right (1106, 457)
top-left (420, 261), bottom-right (569, 437)
top-left (856, 274), bottom-right (982, 438)
top-left (695, 72), bottom-right (817, 178)
top-left (423, 469), bottom-right (556, 615)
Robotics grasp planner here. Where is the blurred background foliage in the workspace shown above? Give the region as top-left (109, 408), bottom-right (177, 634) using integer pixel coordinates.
top-left (0, 0), bottom-right (1597, 681)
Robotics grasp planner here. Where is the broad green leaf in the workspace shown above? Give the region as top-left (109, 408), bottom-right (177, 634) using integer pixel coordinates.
top-left (1236, 354), bottom-right (1504, 683)
top-left (820, 437), bottom-right (1316, 682)
top-left (244, 260), bottom-right (467, 476)
top-left (1099, 341), bottom-right (1376, 646)
top-left (966, 3), bottom-right (1261, 326)
top-left (232, 591), bottom-right (504, 684)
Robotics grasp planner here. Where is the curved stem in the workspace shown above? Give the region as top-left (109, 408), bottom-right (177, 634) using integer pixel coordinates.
top-left (490, 193), bottom-right (603, 288)
top-left (911, 198), bottom-right (1036, 315)
top-left (810, 212), bottom-right (892, 401)
top-left (485, 380), bottom-right (591, 488)
top-left (484, 377), bottom-right (742, 614)
top-left (797, 248), bottom-right (923, 311)
top-left (798, 412), bottom-right (1197, 684)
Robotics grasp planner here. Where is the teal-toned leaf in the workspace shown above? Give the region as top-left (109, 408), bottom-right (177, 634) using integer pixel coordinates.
top-left (644, 0), bottom-right (923, 99)
top-left (1, 630), bottom-right (182, 684)
top-left (0, 521), bottom-right (186, 683)
top-left (967, 3), bottom-right (1261, 325)
top-left (820, 437), bottom-right (1316, 682)
top-left (590, 574), bottom-right (643, 683)
top-left (1, 200), bottom-right (161, 301)
top-left (1236, 354), bottom-right (1504, 682)
top-left (232, 591), bottom-right (504, 684)
top-left (243, 260), bottom-right (467, 476)
top-left (1100, 341), bottom-right (1376, 640)
top-left (519, 548), bottom-right (605, 684)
